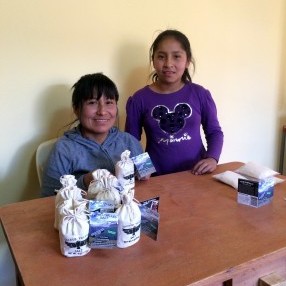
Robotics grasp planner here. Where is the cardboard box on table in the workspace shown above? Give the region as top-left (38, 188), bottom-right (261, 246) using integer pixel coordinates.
top-left (237, 177), bottom-right (274, 208)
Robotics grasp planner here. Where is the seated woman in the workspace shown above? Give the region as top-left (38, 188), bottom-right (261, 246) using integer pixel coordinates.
top-left (41, 73), bottom-right (145, 197)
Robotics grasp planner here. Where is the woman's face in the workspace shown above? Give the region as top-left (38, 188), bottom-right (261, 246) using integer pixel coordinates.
top-left (76, 95), bottom-right (117, 144)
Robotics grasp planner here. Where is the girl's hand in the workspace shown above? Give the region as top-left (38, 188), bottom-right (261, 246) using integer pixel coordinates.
top-left (139, 174), bottom-right (150, 180)
top-left (191, 158), bottom-right (217, 175)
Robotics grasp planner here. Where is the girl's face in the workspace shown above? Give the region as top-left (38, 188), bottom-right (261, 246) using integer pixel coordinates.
top-left (153, 37), bottom-right (190, 87)
top-left (75, 96), bottom-right (117, 144)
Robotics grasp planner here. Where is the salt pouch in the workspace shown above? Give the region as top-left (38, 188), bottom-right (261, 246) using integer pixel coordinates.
top-left (59, 206), bottom-right (90, 257)
top-left (115, 150), bottom-right (135, 194)
top-left (88, 179), bottom-right (105, 200)
top-left (235, 161), bottom-right (279, 179)
top-left (92, 169), bottom-right (111, 180)
top-left (116, 189), bottom-right (141, 248)
top-left (273, 177), bottom-right (285, 185)
top-left (55, 198), bottom-right (88, 231)
top-left (213, 170), bottom-right (284, 190)
top-left (87, 169), bottom-right (112, 199)
top-left (213, 171), bottom-right (248, 190)
top-left (55, 199), bottom-right (74, 231)
top-left (88, 170), bottom-right (122, 199)
top-left (54, 175), bottom-right (85, 229)
top-left (95, 176), bottom-right (121, 208)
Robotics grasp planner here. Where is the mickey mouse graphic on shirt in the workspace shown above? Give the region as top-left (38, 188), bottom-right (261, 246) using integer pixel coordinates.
top-left (151, 103), bottom-right (192, 135)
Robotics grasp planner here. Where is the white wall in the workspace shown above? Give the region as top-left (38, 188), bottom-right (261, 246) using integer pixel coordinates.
top-left (1, 0), bottom-right (285, 284)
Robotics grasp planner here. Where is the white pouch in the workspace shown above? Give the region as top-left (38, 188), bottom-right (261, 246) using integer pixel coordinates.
top-left (54, 175), bottom-right (85, 229)
top-left (88, 179), bottom-right (105, 200)
top-left (88, 169), bottom-right (115, 199)
top-left (273, 177), bottom-right (285, 185)
top-left (235, 161), bottom-right (279, 179)
top-left (92, 169), bottom-right (111, 180)
top-left (95, 176), bottom-right (121, 208)
top-left (55, 199), bottom-right (73, 231)
top-left (55, 175), bottom-right (84, 204)
top-left (116, 189), bottom-right (141, 248)
top-left (55, 198), bottom-right (88, 231)
top-left (213, 170), bottom-right (284, 190)
top-left (115, 150), bottom-right (135, 194)
top-left (59, 206), bottom-right (90, 257)
top-left (213, 171), bottom-right (248, 190)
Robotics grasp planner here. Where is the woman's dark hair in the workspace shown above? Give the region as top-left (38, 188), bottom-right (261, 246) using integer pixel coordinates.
top-left (149, 29), bottom-right (195, 83)
top-left (72, 73), bottom-right (119, 112)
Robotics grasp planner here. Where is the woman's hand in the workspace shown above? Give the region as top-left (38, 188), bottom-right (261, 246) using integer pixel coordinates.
top-left (191, 158), bottom-right (217, 175)
top-left (139, 174), bottom-right (150, 180)
top-left (83, 172), bottom-right (94, 188)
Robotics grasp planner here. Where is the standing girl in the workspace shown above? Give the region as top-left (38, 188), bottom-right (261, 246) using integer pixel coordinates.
top-left (125, 29), bottom-right (223, 176)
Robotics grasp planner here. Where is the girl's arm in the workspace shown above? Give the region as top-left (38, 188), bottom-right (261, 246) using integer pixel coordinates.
top-left (125, 96), bottom-right (143, 141)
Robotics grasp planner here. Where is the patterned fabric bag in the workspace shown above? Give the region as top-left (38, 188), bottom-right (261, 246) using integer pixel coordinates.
top-left (116, 189), bottom-right (141, 248)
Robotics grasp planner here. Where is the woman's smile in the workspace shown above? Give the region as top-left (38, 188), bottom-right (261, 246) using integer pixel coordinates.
top-left (78, 96), bottom-right (117, 143)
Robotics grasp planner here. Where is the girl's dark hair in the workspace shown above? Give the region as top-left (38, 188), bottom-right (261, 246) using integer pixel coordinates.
top-left (72, 73), bottom-right (119, 112)
top-left (149, 29), bottom-right (195, 83)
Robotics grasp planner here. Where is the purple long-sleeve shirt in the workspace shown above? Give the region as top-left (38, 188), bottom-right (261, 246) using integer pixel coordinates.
top-left (125, 83), bottom-right (224, 176)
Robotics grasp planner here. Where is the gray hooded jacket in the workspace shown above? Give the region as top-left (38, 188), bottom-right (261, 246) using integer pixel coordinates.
top-left (41, 126), bottom-right (143, 197)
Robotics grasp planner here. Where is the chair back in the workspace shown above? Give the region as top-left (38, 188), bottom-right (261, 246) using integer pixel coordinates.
top-left (36, 138), bottom-right (57, 186)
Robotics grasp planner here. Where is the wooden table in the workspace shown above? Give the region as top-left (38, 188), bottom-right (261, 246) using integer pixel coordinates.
top-left (1, 162), bottom-right (286, 286)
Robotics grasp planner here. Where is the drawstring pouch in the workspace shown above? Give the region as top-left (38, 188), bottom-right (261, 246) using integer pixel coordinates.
top-left (87, 169), bottom-right (113, 199)
top-left (95, 176), bottom-right (121, 209)
top-left (59, 205), bottom-right (90, 257)
top-left (54, 175), bottom-right (85, 229)
top-left (116, 189), bottom-right (141, 248)
top-left (115, 150), bottom-right (135, 195)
